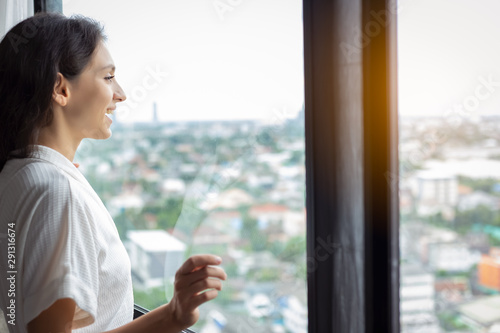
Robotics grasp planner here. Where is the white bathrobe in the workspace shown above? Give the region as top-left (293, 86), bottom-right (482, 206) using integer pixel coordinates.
top-left (0, 144), bottom-right (133, 332)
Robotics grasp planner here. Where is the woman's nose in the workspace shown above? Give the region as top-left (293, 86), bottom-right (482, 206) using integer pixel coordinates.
top-left (114, 82), bottom-right (127, 102)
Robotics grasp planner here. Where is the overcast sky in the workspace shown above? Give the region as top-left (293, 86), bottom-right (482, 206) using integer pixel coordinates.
top-left (64, 0), bottom-right (500, 122)
top-left (398, 0), bottom-right (500, 118)
top-left (63, 0), bottom-right (304, 123)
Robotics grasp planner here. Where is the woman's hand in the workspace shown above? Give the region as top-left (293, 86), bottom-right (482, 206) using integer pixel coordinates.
top-left (164, 254), bottom-right (227, 330)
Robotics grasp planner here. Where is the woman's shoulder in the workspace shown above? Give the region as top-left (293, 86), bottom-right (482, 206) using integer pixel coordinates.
top-left (0, 158), bottom-right (72, 195)
top-left (0, 159), bottom-right (89, 228)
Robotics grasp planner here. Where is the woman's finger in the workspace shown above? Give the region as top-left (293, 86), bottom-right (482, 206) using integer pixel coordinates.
top-left (175, 277), bottom-right (223, 302)
top-left (175, 265), bottom-right (227, 289)
top-left (189, 277), bottom-right (223, 295)
top-left (189, 289), bottom-right (220, 309)
top-left (176, 254), bottom-right (222, 276)
top-left (172, 288), bottom-right (220, 318)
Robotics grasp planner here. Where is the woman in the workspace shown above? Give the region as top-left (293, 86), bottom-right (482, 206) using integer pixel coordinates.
top-left (0, 13), bottom-right (226, 333)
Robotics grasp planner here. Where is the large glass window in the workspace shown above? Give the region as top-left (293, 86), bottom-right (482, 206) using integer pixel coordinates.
top-left (398, 1), bottom-right (500, 332)
top-left (63, 1), bottom-right (306, 332)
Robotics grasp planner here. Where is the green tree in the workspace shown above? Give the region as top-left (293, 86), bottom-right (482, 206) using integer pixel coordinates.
top-left (133, 286), bottom-right (167, 310)
top-left (454, 205), bottom-right (496, 234)
top-left (239, 205), bottom-right (268, 251)
top-left (114, 208), bottom-right (136, 239)
top-left (279, 235), bottom-right (306, 262)
top-left (458, 176), bottom-right (499, 194)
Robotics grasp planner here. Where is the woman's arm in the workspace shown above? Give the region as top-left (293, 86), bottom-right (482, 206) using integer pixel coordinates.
top-left (27, 298), bottom-right (76, 332)
top-left (27, 301), bottom-right (180, 333)
top-left (27, 255), bottom-right (226, 333)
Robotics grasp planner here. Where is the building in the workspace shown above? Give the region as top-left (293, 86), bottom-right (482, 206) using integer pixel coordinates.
top-left (458, 295), bottom-right (500, 331)
top-left (281, 295), bottom-right (307, 333)
top-left (478, 248), bottom-right (500, 293)
top-left (160, 178), bottom-right (186, 195)
top-left (412, 170), bottom-right (458, 219)
top-left (249, 204), bottom-right (306, 240)
top-left (416, 225), bottom-right (481, 273)
top-left (126, 230), bottom-right (186, 290)
top-left (203, 188), bottom-right (254, 210)
top-left (400, 263), bottom-right (440, 333)
top-left (426, 241), bottom-right (480, 273)
top-left (458, 191), bottom-right (500, 212)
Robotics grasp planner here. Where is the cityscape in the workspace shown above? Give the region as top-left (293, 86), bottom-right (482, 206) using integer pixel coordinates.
top-left (400, 115), bottom-right (500, 332)
top-left (75, 110), bottom-right (500, 332)
top-left (75, 108), bottom-right (307, 333)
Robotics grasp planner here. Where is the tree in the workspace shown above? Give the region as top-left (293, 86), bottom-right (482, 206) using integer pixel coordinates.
top-left (454, 205), bottom-right (496, 234)
top-left (133, 286), bottom-right (167, 310)
top-left (239, 205), bottom-right (268, 251)
top-left (278, 235), bottom-right (306, 262)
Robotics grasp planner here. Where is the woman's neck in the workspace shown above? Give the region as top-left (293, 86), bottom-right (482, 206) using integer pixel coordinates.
top-left (37, 124), bottom-right (81, 162)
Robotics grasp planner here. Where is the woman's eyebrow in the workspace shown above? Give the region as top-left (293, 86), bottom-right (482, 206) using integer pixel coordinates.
top-left (99, 64), bottom-right (115, 71)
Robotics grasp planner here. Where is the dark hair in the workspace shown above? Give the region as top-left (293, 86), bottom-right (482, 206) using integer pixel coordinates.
top-left (0, 12), bottom-right (106, 172)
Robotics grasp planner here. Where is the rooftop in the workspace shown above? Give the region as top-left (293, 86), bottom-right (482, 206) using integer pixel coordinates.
top-left (458, 295), bottom-right (500, 327)
top-left (127, 229), bottom-right (186, 252)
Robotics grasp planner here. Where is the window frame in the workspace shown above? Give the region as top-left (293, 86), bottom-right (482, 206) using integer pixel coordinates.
top-left (303, 0), bottom-right (399, 332)
top-left (34, 0), bottom-right (61, 13)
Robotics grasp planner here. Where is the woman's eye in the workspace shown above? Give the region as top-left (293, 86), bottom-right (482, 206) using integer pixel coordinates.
top-left (105, 75), bottom-right (115, 82)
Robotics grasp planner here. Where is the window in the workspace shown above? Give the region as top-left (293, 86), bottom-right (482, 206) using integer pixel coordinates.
top-left (63, 1), bottom-right (306, 332)
top-left (399, 1), bottom-right (500, 331)
top-left (2, 1), bottom-right (402, 332)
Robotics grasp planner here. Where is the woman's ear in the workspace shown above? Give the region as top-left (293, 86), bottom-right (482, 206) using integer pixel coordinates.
top-left (52, 73), bottom-right (70, 107)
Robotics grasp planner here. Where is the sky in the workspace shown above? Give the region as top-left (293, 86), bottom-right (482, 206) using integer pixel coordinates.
top-left (63, 0), bottom-right (304, 123)
top-left (61, 0), bottom-right (500, 121)
top-left (398, 0), bottom-right (500, 118)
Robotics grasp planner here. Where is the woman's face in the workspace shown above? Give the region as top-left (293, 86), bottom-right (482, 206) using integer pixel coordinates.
top-left (65, 41), bottom-right (126, 140)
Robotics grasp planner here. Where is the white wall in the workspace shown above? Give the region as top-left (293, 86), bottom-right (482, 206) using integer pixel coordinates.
top-left (0, 0), bottom-right (34, 40)
top-left (0, 0), bottom-right (6, 38)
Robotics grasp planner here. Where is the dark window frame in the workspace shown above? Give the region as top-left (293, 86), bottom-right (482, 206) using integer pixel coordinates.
top-left (304, 0), bottom-right (399, 332)
top-left (37, 0), bottom-right (400, 332)
top-left (34, 0), bottom-right (62, 13)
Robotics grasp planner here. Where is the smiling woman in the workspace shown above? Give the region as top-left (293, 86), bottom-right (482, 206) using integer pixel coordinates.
top-left (37, 40), bottom-right (126, 161)
top-left (0, 12), bottom-right (226, 333)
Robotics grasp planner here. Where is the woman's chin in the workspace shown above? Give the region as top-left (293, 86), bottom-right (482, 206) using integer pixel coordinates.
top-left (84, 129), bottom-right (112, 140)
top-left (100, 129), bottom-right (112, 139)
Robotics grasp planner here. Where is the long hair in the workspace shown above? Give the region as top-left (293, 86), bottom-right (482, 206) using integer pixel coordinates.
top-left (0, 12), bottom-right (106, 172)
